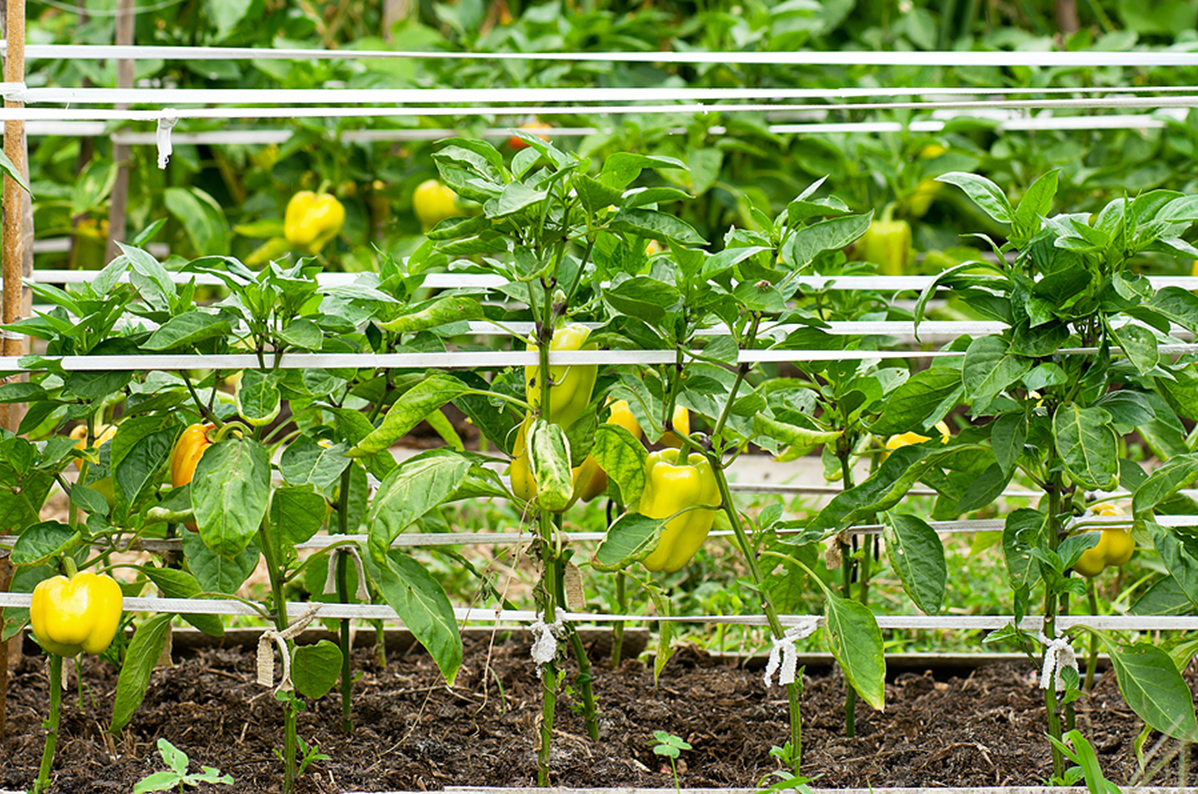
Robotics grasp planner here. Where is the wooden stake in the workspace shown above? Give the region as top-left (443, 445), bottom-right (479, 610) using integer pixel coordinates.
top-left (1, 0), bottom-right (28, 743)
top-left (104, 0), bottom-right (135, 263)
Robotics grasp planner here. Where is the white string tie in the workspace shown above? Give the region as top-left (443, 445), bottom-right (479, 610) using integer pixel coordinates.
top-left (156, 108), bottom-right (179, 169)
top-left (257, 604), bottom-right (321, 693)
top-left (2, 330), bottom-right (23, 341)
top-left (529, 612), bottom-right (565, 678)
top-left (764, 620), bottom-right (819, 687)
top-left (2, 82), bottom-right (27, 104)
top-left (1038, 631), bottom-right (1079, 690)
top-left (322, 546), bottom-right (370, 602)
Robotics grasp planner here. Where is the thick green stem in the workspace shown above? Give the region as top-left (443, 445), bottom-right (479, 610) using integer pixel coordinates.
top-left (611, 570), bottom-right (626, 669)
top-left (552, 515), bottom-right (598, 741)
top-left (534, 284), bottom-right (560, 787)
top-left (1043, 478), bottom-right (1065, 779)
top-left (258, 524), bottom-right (297, 793)
top-left (1084, 582), bottom-right (1100, 692)
top-left (711, 465), bottom-right (803, 774)
top-left (838, 449), bottom-right (858, 738)
top-left (34, 654), bottom-right (63, 794)
top-left (336, 466), bottom-right (354, 735)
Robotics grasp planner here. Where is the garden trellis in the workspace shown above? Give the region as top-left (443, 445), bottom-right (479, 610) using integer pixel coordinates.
top-left (4, 9), bottom-right (1198, 790)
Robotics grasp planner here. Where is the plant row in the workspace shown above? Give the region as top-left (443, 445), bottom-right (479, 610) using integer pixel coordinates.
top-left (2, 135), bottom-right (1198, 792)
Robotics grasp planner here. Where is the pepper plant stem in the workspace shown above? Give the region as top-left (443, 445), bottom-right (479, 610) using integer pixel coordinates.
top-left (1084, 581), bottom-right (1100, 692)
top-left (33, 653), bottom-right (63, 794)
top-left (1043, 476), bottom-right (1065, 779)
top-left (258, 523), bottom-right (298, 793)
top-left (535, 290), bottom-right (560, 788)
top-left (838, 449), bottom-right (858, 738)
top-left (336, 465), bottom-right (354, 735)
top-left (710, 463), bottom-right (803, 774)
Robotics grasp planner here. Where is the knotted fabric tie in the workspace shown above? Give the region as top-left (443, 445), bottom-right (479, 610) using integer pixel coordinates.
top-left (764, 620), bottom-right (819, 687)
top-left (322, 546), bottom-right (370, 602)
top-left (156, 109), bottom-right (179, 169)
top-left (257, 604), bottom-right (322, 693)
top-left (1039, 631), bottom-right (1078, 690)
top-left (529, 612), bottom-right (565, 678)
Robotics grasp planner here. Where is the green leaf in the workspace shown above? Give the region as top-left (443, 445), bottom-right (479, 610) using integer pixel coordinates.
top-left (962, 336), bottom-right (1030, 410)
top-left (1110, 323), bottom-right (1159, 376)
top-left (783, 212), bottom-right (872, 268)
top-left (291, 640), bottom-right (343, 699)
top-left (0, 147), bottom-right (31, 194)
top-left (1012, 170), bottom-right (1058, 240)
top-left (348, 374), bottom-right (472, 457)
top-left (280, 438), bottom-right (351, 489)
top-left (1104, 639), bottom-right (1198, 741)
top-left (236, 369), bottom-right (282, 427)
top-left (164, 186), bottom-right (231, 256)
top-left (869, 368), bottom-right (964, 437)
top-left (1053, 404), bottom-right (1119, 491)
top-left (591, 423), bottom-right (648, 506)
top-left (1134, 452), bottom-right (1198, 517)
top-left (602, 277), bottom-right (680, 324)
top-left (10, 521), bottom-right (75, 566)
top-left (575, 174), bottom-right (625, 215)
top-left (132, 771), bottom-right (183, 793)
top-left (990, 412), bottom-right (1026, 476)
top-left (591, 513), bottom-right (662, 571)
top-left (823, 593), bottom-right (886, 710)
top-left (937, 172), bottom-right (1013, 224)
top-left (882, 512), bottom-right (946, 615)
top-left (191, 437), bottom-right (272, 558)
top-left (142, 567), bottom-right (224, 636)
top-left (180, 531), bottom-right (260, 594)
top-left (367, 452), bottom-right (471, 550)
top-left (1002, 508), bottom-right (1044, 591)
top-left (111, 614), bottom-right (173, 734)
top-left (610, 209), bottom-right (706, 245)
top-left (111, 415), bottom-right (182, 518)
top-left (270, 486), bottom-right (327, 546)
top-left (363, 547), bottom-right (462, 685)
top-left (599, 153), bottom-right (688, 191)
top-left (488, 181), bottom-right (547, 218)
top-left (142, 311), bottom-right (232, 351)
top-left (1146, 523), bottom-right (1198, 608)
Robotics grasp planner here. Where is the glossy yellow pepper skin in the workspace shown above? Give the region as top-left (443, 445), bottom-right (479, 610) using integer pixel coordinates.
top-left (882, 421), bottom-right (951, 460)
top-left (284, 191), bottom-right (346, 255)
top-left (1073, 503), bottom-right (1134, 578)
top-left (659, 405), bottom-right (691, 448)
top-left (413, 179), bottom-right (461, 229)
top-left (577, 400), bottom-right (643, 502)
top-left (170, 423), bottom-right (215, 531)
top-left (857, 218), bottom-right (912, 277)
top-left (638, 449), bottom-right (721, 573)
top-left (525, 324), bottom-right (598, 431)
top-left (30, 572), bottom-right (124, 657)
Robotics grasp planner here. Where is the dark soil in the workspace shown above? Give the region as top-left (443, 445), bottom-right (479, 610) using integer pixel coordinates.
top-left (2, 637), bottom-right (1194, 793)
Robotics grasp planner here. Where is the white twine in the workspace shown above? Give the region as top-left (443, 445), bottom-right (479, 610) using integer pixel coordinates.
top-left (763, 620), bottom-right (820, 687)
top-left (256, 604), bottom-right (322, 693)
top-left (0, 81), bottom-right (26, 104)
top-left (1, 330), bottom-right (23, 341)
top-left (1038, 631), bottom-right (1079, 690)
top-left (156, 108), bottom-right (178, 169)
top-left (322, 546), bottom-right (370, 602)
top-left (529, 612), bottom-right (565, 677)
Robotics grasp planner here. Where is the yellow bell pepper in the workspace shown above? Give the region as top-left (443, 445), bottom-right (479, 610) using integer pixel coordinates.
top-left (638, 449), bottom-right (721, 573)
top-left (660, 405), bottom-right (691, 448)
top-left (284, 191), bottom-right (346, 255)
top-left (413, 179), bottom-right (462, 229)
top-left (577, 400), bottom-right (643, 502)
top-left (30, 571), bottom-right (124, 657)
top-left (525, 323), bottom-right (598, 431)
top-left (1072, 503), bottom-right (1134, 578)
top-left (857, 218), bottom-right (913, 277)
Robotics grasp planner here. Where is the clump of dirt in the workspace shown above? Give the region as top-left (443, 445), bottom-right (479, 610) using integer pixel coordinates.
top-left (1, 638), bottom-right (1193, 793)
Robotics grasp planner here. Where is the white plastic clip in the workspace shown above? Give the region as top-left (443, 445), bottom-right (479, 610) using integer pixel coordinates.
top-left (256, 604), bottom-right (321, 693)
top-left (156, 108), bottom-right (179, 169)
top-left (323, 546), bottom-right (370, 602)
top-left (763, 620), bottom-right (819, 688)
top-left (529, 612), bottom-right (565, 678)
top-left (1038, 631), bottom-right (1079, 690)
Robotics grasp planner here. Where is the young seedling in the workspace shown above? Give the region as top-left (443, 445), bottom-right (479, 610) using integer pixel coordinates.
top-left (132, 738), bottom-right (233, 793)
top-left (650, 730), bottom-right (691, 793)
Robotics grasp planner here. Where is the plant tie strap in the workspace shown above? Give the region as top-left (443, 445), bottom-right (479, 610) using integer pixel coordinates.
top-left (156, 108), bottom-right (179, 169)
top-left (529, 612), bottom-right (565, 677)
top-left (763, 620), bottom-right (819, 687)
top-left (1038, 631), bottom-right (1078, 690)
top-left (322, 546), bottom-right (370, 602)
top-left (257, 604), bottom-right (322, 693)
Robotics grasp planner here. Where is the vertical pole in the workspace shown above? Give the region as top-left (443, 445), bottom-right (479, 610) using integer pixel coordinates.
top-left (1, 0), bottom-right (29, 742)
top-left (104, 0), bottom-right (135, 263)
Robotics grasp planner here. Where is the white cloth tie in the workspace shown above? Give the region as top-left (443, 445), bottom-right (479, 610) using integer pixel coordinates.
top-left (764, 620), bottom-right (819, 687)
top-left (323, 546), bottom-right (370, 602)
top-left (156, 108), bottom-right (179, 169)
top-left (529, 612), bottom-right (565, 677)
top-left (1039, 631), bottom-right (1079, 690)
top-left (257, 604), bottom-right (322, 693)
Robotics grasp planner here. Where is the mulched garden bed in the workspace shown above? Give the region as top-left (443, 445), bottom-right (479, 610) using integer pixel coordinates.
top-left (2, 635), bottom-right (1193, 793)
